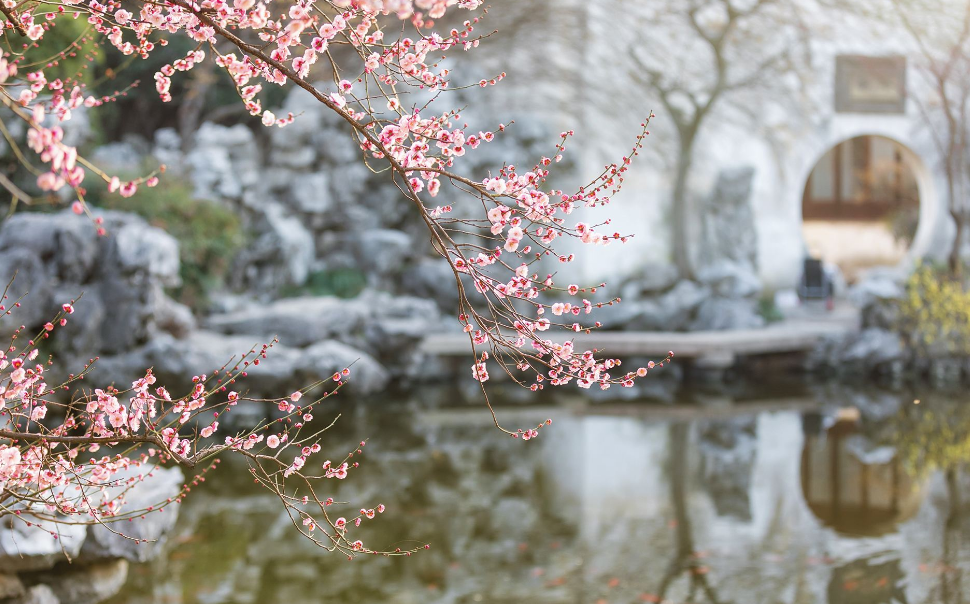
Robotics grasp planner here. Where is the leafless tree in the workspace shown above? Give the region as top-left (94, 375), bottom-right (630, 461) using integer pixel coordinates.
top-left (892, 0), bottom-right (970, 276)
top-left (627, 0), bottom-right (812, 277)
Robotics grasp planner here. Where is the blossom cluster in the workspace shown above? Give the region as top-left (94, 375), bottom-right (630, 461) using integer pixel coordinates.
top-left (0, 0), bottom-right (665, 423)
top-left (0, 288), bottom-right (414, 558)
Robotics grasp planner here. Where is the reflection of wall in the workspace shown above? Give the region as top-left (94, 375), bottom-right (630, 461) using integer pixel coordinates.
top-left (538, 409), bottom-right (961, 604)
top-left (545, 415), bottom-right (670, 541)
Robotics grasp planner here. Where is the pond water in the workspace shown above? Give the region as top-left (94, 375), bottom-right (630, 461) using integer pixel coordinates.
top-left (108, 384), bottom-right (970, 604)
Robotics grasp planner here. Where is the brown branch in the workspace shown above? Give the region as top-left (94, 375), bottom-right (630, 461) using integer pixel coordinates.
top-left (0, 429), bottom-right (197, 467)
top-left (0, 173), bottom-right (30, 205)
top-left (0, 4), bottom-right (27, 36)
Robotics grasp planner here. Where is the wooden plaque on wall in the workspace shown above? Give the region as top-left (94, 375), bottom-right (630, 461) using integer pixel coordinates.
top-left (835, 55), bottom-right (907, 114)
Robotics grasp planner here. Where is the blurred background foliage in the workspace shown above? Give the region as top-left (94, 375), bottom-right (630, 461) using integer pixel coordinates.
top-left (279, 268), bottom-right (368, 299)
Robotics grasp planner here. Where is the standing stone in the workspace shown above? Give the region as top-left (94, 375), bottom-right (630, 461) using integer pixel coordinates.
top-left (696, 166), bottom-right (758, 272)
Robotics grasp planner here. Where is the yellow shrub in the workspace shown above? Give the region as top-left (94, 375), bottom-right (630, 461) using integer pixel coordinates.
top-left (897, 266), bottom-right (970, 355)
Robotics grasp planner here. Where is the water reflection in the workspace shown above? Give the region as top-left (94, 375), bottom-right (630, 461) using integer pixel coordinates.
top-left (801, 411), bottom-right (923, 537)
top-left (108, 388), bottom-right (970, 604)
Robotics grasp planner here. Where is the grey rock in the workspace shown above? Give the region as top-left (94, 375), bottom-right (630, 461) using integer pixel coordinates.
top-left (53, 218), bottom-right (99, 283)
top-left (695, 260), bottom-right (762, 299)
top-left (0, 517), bottom-right (86, 572)
top-left (152, 128), bottom-right (184, 174)
top-left (658, 280), bottom-right (710, 328)
top-left (41, 559), bottom-right (128, 604)
top-left (349, 229), bottom-right (413, 276)
top-left (0, 212), bottom-right (97, 283)
top-left (0, 212), bottom-right (64, 258)
top-left (270, 84), bottom-right (326, 145)
top-left (861, 297), bottom-right (900, 330)
top-left (195, 122), bottom-right (255, 148)
top-left (626, 280), bottom-right (709, 331)
top-left (234, 203), bottom-right (316, 293)
top-left (113, 220), bottom-right (181, 286)
top-left (206, 292), bottom-right (258, 315)
top-left (0, 210), bottom-right (185, 356)
top-left (97, 329), bottom-right (391, 400)
top-left (186, 145), bottom-right (235, 200)
top-left (205, 296), bottom-right (367, 348)
top-left (264, 203), bottom-right (314, 286)
top-left (328, 163), bottom-right (370, 208)
top-left (94, 275), bottom-right (154, 355)
top-left (187, 123), bottom-right (260, 200)
top-left (849, 275), bottom-right (903, 309)
top-left (331, 202), bottom-right (381, 231)
top-left (587, 298), bottom-right (647, 330)
top-left (401, 258), bottom-right (461, 310)
top-left (153, 127), bottom-right (181, 151)
top-left (89, 142), bottom-right (144, 173)
top-left (314, 128), bottom-right (360, 165)
top-left (259, 167), bottom-right (297, 195)
top-left (297, 340), bottom-right (390, 395)
top-left (272, 147), bottom-right (316, 169)
top-left (840, 328), bottom-right (903, 366)
top-left (50, 287), bottom-right (104, 358)
top-left (288, 172), bottom-right (331, 214)
top-left (690, 297), bottom-right (765, 331)
top-left (360, 184), bottom-right (409, 226)
top-left (362, 293), bottom-right (442, 371)
top-left (810, 328), bottom-right (906, 373)
top-left (620, 263), bottom-right (679, 298)
top-left (152, 289), bottom-right (196, 338)
top-left (80, 466), bottom-right (184, 563)
top-left (0, 248), bottom-right (51, 329)
top-left (90, 331), bottom-right (304, 398)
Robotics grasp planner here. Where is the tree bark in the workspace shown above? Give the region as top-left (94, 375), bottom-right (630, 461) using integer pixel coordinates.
top-left (671, 133), bottom-right (697, 279)
top-left (949, 210), bottom-right (964, 278)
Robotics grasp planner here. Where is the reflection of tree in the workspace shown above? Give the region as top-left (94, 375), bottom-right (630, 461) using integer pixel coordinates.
top-left (655, 422), bottom-right (732, 604)
top-left (926, 469), bottom-right (965, 604)
top-left (885, 399), bottom-right (970, 604)
top-left (887, 399), bottom-right (970, 477)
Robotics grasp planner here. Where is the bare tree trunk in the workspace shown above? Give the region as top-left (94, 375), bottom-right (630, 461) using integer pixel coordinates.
top-left (950, 209), bottom-right (964, 278)
top-left (672, 135), bottom-right (696, 279)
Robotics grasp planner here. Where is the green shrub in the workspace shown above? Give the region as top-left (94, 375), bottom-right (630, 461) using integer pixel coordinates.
top-left (757, 295), bottom-right (784, 324)
top-left (280, 268), bottom-right (367, 299)
top-left (90, 174), bottom-right (243, 310)
top-left (896, 264), bottom-right (970, 356)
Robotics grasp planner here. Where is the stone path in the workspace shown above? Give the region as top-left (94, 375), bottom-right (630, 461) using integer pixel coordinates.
top-left (420, 304), bottom-right (860, 367)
